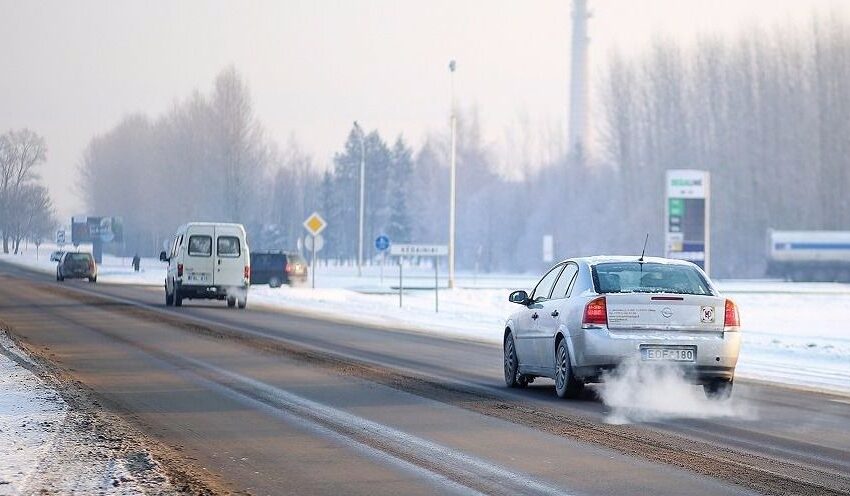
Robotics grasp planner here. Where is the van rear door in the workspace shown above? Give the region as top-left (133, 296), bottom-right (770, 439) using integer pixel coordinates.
top-left (215, 225), bottom-right (246, 288)
top-left (183, 225), bottom-right (215, 286)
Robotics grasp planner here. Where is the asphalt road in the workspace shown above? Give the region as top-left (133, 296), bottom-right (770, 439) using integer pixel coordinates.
top-left (1, 261), bottom-right (848, 496)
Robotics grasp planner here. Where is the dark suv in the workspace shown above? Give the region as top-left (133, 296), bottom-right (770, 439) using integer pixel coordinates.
top-left (250, 250), bottom-right (308, 287)
top-left (57, 252), bottom-right (97, 282)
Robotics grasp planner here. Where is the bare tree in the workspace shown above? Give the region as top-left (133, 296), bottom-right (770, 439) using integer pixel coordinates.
top-left (0, 129), bottom-right (48, 253)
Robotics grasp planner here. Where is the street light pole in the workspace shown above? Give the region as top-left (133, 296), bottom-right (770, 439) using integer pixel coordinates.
top-left (354, 121), bottom-right (366, 277)
top-left (448, 60), bottom-right (457, 289)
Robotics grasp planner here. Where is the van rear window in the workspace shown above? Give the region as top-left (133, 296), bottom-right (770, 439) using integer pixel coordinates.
top-left (217, 236), bottom-right (240, 257)
top-left (188, 235), bottom-right (212, 257)
top-left (592, 262), bottom-right (712, 295)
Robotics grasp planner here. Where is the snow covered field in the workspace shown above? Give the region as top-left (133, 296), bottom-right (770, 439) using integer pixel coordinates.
top-left (3, 245), bottom-right (849, 394)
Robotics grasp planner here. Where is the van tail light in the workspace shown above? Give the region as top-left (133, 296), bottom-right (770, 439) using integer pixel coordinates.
top-left (582, 297), bottom-right (608, 328)
top-left (724, 299), bottom-right (740, 330)
top-left (285, 263), bottom-right (292, 273)
top-left (244, 265), bottom-right (251, 279)
top-left (177, 263), bottom-right (183, 277)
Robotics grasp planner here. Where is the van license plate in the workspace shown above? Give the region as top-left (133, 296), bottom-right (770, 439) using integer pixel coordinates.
top-left (640, 346), bottom-right (696, 362)
top-left (187, 273), bottom-right (208, 283)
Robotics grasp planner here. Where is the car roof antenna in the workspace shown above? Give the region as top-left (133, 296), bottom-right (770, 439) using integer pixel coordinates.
top-left (638, 233), bottom-right (649, 262)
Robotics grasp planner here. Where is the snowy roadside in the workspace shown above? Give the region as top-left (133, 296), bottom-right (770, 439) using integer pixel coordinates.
top-left (3, 249), bottom-right (849, 395)
top-left (0, 331), bottom-right (190, 495)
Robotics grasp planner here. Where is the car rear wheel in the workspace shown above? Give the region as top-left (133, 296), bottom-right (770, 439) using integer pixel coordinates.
top-left (88, 276), bottom-right (97, 283)
top-left (227, 296), bottom-right (236, 308)
top-left (555, 339), bottom-right (583, 399)
top-left (269, 277), bottom-right (281, 288)
top-left (174, 288), bottom-right (183, 307)
top-left (237, 297), bottom-right (247, 309)
top-left (503, 333), bottom-right (527, 388)
top-left (703, 379), bottom-right (733, 400)
top-left (165, 286), bottom-right (174, 306)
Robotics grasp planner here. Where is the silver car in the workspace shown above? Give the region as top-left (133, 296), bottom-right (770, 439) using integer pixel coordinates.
top-left (503, 256), bottom-right (741, 399)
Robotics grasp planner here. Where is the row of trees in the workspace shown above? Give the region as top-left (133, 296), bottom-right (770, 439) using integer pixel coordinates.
top-left (0, 129), bottom-right (56, 254)
top-left (80, 13), bottom-right (850, 277)
top-left (594, 15), bottom-right (850, 275)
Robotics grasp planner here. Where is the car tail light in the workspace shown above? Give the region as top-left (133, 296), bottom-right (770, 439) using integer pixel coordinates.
top-left (177, 263), bottom-right (183, 277)
top-left (582, 297), bottom-right (608, 328)
top-left (88, 261), bottom-right (94, 271)
top-left (244, 265), bottom-right (251, 279)
top-left (285, 263), bottom-right (292, 273)
top-left (724, 299), bottom-right (740, 330)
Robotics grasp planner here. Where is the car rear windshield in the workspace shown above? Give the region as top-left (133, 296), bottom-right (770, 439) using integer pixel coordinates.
top-left (217, 236), bottom-right (240, 257)
top-left (592, 262), bottom-right (712, 295)
top-left (188, 235), bottom-right (212, 257)
top-left (287, 254), bottom-right (306, 265)
top-left (68, 253), bottom-right (92, 262)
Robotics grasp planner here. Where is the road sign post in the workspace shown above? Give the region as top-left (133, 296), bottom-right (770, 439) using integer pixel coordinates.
top-left (375, 235), bottom-right (391, 285)
top-left (303, 212), bottom-right (327, 289)
top-left (389, 244), bottom-right (448, 312)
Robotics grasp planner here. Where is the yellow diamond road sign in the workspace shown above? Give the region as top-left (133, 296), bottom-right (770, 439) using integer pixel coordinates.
top-left (303, 212), bottom-right (327, 236)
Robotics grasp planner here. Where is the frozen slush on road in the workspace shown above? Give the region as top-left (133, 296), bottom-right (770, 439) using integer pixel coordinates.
top-left (503, 256), bottom-right (740, 399)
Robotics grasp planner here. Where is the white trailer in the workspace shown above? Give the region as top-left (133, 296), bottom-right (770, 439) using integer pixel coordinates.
top-left (766, 229), bottom-right (850, 281)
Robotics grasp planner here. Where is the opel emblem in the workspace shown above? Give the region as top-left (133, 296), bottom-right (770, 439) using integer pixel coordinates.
top-left (661, 307), bottom-right (673, 318)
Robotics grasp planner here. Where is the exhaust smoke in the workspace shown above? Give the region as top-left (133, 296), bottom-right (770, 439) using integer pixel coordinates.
top-left (599, 359), bottom-right (756, 425)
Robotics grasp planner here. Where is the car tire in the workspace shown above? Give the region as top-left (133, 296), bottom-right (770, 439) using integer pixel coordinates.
top-left (165, 285), bottom-right (174, 306)
top-left (227, 296), bottom-right (236, 308)
top-left (703, 379), bottom-right (733, 400)
top-left (554, 339), bottom-right (583, 399)
top-left (174, 288), bottom-right (183, 307)
top-left (269, 277), bottom-right (281, 288)
top-left (237, 297), bottom-right (247, 309)
top-left (88, 276), bottom-right (96, 283)
top-left (503, 332), bottom-right (527, 388)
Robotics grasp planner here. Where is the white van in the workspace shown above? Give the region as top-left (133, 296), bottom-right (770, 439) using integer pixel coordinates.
top-left (159, 223), bottom-right (250, 308)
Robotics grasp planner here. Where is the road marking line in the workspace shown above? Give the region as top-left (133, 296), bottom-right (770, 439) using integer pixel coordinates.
top-left (178, 354), bottom-right (572, 496)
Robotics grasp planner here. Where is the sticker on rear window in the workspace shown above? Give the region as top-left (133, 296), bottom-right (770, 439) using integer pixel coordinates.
top-left (700, 306), bottom-right (715, 323)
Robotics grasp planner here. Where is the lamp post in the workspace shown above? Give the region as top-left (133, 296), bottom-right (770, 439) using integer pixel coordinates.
top-left (448, 60), bottom-right (457, 289)
top-left (354, 121), bottom-right (366, 277)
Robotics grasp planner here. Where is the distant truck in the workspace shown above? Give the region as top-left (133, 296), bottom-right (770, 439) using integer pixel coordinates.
top-left (766, 230), bottom-right (850, 282)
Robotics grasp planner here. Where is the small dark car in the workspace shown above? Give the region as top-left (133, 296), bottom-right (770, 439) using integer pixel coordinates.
top-left (57, 252), bottom-right (97, 282)
top-left (249, 250), bottom-right (307, 288)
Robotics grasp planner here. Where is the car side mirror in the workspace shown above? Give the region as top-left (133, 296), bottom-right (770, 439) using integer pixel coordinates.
top-left (159, 251), bottom-right (168, 262)
top-left (509, 290), bottom-right (529, 305)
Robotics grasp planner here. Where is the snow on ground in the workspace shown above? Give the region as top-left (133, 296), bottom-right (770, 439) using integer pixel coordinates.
top-left (0, 335), bottom-right (66, 493)
top-left (3, 246), bottom-right (849, 394)
top-left (0, 332), bottom-right (174, 495)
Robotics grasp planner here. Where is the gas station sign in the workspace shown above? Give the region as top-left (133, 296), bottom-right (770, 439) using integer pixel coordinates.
top-left (665, 170), bottom-right (710, 273)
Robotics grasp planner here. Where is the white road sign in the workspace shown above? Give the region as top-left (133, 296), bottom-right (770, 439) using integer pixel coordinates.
top-left (389, 244), bottom-right (448, 256)
top-left (304, 234), bottom-right (324, 252)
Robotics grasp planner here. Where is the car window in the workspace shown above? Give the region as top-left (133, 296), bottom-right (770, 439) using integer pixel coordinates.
top-left (68, 253), bottom-right (92, 262)
top-left (531, 264), bottom-right (564, 302)
top-left (217, 236), bottom-right (240, 257)
top-left (188, 235), bottom-right (212, 257)
top-left (551, 264), bottom-right (579, 299)
top-left (592, 262), bottom-right (712, 295)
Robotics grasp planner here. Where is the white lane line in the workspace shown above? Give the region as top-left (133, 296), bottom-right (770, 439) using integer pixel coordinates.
top-left (177, 354), bottom-right (572, 496)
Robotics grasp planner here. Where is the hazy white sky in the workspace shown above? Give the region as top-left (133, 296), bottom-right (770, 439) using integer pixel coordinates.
top-left (1, 0), bottom-right (844, 218)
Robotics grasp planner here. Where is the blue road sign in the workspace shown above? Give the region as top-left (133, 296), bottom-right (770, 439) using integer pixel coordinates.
top-left (375, 235), bottom-right (391, 252)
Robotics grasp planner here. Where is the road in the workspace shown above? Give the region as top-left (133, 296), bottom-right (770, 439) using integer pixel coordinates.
top-left (1, 260), bottom-right (848, 496)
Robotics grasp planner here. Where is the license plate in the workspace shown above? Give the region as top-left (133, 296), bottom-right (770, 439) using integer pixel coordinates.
top-left (187, 273), bottom-right (208, 283)
top-left (640, 346), bottom-right (696, 362)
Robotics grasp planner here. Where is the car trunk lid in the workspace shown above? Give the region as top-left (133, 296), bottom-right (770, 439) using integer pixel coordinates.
top-left (605, 293), bottom-right (725, 331)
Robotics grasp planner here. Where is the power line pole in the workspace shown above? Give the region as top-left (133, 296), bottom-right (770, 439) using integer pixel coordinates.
top-left (354, 121), bottom-right (366, 277)
top-left (448, 60), bottom-right (457, 289)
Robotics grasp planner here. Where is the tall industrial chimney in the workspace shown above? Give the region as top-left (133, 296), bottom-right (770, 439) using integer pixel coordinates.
top-left (567, 0), bottom-right (590, 161)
